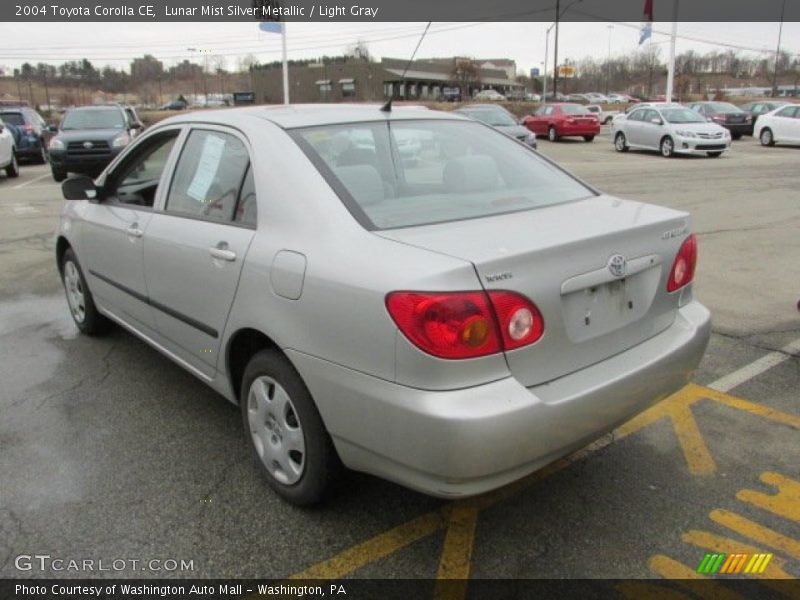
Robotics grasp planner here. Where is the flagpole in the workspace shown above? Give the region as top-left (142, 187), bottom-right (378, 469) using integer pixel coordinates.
top-left (665, 0), bottom-right (678, 101)
top-left (281, 22), bottom-right (289, 105)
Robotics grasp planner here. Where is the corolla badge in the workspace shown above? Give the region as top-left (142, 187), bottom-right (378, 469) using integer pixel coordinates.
top-left (607, 254), bottom-right (627, 278)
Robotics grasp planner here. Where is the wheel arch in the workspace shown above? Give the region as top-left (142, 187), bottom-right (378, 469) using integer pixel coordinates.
top-left (226, 327), bottom-right (285, 404)
top-left (55, 236), bottom-right (72, 275)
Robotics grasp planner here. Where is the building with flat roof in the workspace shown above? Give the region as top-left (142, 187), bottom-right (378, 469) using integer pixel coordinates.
top-left (251, 57), bottom-right (522, 104)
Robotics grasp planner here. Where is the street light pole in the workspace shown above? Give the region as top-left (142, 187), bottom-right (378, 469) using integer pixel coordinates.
top-left (605, 25), bottom-right (614, 96)
top-left (543, 22), bottom-right (555, 103)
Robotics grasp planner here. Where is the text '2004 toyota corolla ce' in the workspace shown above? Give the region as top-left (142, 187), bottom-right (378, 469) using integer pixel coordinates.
top-left (55, 104), bottom-right (711, 506)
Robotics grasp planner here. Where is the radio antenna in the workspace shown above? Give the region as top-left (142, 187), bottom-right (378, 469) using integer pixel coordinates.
top-left (381, 21), bottom-right (432, 112)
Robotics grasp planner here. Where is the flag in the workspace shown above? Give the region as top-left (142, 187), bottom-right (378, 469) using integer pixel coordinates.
top-left (259, 21), bottom-right (283, 33)
top-left (639, 0), bottom-right (653, 45)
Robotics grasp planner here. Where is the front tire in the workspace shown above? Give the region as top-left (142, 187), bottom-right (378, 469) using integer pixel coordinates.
top-left (5, 152), bottom-right (19, 177)
top-left (614, 132), bottom-right (629, 152)
top-left (660, 136), bottom-right (675, 158)
top-left (583, 135), bottom-right (595, 142)
top-left (760, 128), bottom-right (775, 147)
top-left (51, 164), bottom-right (67, 182)
top-left (548, 126), bottom-right (559, 142)
top-left (732, 133), bottom-right (742, 141)
top-left (60, 248), bottom-right (109, 335)
top-left (241, 349), bottom-right (341, 506)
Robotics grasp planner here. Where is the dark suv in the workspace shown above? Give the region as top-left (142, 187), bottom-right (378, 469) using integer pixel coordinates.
top-left (48, 104), bottom-right (142, 181)
top-left (0, 105), bottom-right (53, 164)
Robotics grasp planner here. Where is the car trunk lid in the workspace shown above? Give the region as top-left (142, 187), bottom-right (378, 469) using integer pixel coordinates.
top-left (377, 195), bottom-right (691, 387)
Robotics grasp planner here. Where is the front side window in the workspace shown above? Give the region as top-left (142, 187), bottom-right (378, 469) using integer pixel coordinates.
top-left (293, 119), bottom-right (593, 230)
top-left (166, 129), bottom-right (250, 223)
top-left (105, 131), bottom-right (179, 207)
top-left (560, 104), bottom-right (590, 115)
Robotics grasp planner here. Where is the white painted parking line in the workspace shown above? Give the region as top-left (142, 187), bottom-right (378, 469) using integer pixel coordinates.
top-left (12, 172), bottom-right (51, 190)
top-left (11, 203), bottom-right (38, 214)
top-left (709, 338), bottom-right (800, 393)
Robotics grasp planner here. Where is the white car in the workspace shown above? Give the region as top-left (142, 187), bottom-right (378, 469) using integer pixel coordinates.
top-left (585, 104), bottom-right (621, 125)
top-left (754, 104), bottom-right (800, 147)
top-left (0, 116), bottom-right (19, 178)
top-left (474, 89), bottom-right (506, 101)
top-left (606, 94), bottom-right (628, 104)
top-left (613, 105), bottom-right (731, 158)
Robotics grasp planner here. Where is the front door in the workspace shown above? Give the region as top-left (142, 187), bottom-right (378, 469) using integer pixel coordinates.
top-left (81, 129), bottom-right (182, 330)
top-left (142, 127), bottom-right (257, 378)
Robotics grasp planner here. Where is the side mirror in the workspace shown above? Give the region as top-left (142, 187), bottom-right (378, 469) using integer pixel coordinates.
top-left (62, 175), bottom-right (99, 202)
top-left (48, 124), bottom-right (58, 133)
top-left (651, 117), bottom-right (663, 125)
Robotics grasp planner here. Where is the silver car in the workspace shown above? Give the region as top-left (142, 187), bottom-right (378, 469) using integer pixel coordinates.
top-left (55, 104), bottom-right (711, 505)
top-left (613, 105), bottom-right (731, 158)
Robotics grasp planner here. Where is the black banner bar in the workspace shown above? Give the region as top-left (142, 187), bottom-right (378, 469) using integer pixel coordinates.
top-left (2, 579), bottom-right (798, 600)
top-left (2, 0), bottom-right (799, 22)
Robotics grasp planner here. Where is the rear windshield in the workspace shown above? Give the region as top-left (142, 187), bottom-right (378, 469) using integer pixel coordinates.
top-left (292, 119), bottom-right (593, 230)
top-left (0, 112), bottom-right (24, 126)
top-left (561, 104), bottom-right (590, 114)
top-left (459, 108), bottom-right (517, 127)
top-left (62, 108), bottom-right (125, 130)
top-left (706, 102), bottom-right (741, 113)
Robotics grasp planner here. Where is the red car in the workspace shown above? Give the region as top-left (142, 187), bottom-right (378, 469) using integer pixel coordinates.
top-left (523, 103), bottom-right (601, 142)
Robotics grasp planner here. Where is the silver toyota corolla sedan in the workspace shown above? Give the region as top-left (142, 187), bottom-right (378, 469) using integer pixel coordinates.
top-left (612, 104), bottom-right (731, 158)
top-left (55, 104), bottom-right (711, 505)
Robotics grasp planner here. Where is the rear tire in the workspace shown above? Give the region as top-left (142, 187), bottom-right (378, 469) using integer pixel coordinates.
top-left (5, 152), bottom-right (19, 178)
top-left (731, 133), bottom-right (742, 140)
top-left (51, 165), bottom-right (67, 182)
top-left (548, 126), bottom-right (559, 142)
top-left (660, 136), bottom-right (675, 158)
top-left (614, 132), bottom-right (629, 152)
top-left (760, 128), bottom-right (775, 147)
top-left (241, 349), bottom-right (341, 506)
top-left (583, 135), bottom-right (595, 142)
top-left (60, 248), bottom-right (110, 335)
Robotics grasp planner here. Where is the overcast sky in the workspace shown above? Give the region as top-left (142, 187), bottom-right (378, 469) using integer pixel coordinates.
top-left (1, 21), bottom-right (798, 76)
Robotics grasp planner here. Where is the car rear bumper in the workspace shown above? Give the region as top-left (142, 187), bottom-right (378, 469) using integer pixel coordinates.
top-left (289, 300), bottom-right (711, 498)
top-left (557, 123), bottom-right (601, 136)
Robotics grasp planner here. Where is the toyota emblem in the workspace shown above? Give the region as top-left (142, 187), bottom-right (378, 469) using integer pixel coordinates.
top-left (83, 141), bottom-right (93, 149)
top-left (607, 254), bottom-right (627, 278)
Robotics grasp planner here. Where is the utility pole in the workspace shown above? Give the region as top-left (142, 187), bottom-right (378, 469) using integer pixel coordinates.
top-left (772, 0), bottom-right (786, 97)
top-left (553, 0), bottom-right (560, 99)
top-left (543, 22), bottom-right (556, 103)
top-left (665, 0), bottom-right (679, 102)
top-left (605, 25), bottom-right (614, 96)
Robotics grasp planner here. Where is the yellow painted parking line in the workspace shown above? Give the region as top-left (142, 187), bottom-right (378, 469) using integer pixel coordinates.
top-left (692, 384), bottom-right (800, 430)
top-left (737, 472), bottom-right (800, 524)
top-left (433, 505), bottom-right (479, 600)
top-left (648, 555), bottom-right (748, 600)
top-left (710, 508), bottom-right (800, 560)
top-left (287, 509), bottom-right (448, 580)
top-left (681, 530), bottom-right (794, 579)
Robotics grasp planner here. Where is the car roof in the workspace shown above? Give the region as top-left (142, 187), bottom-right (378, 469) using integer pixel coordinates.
top-left (156, 103), bottom-right (468, 130)
top-left (67, 104), bottom-right (124, 111)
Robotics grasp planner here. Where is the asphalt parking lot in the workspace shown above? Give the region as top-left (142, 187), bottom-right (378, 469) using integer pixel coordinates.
top-left (0, 130), bottom-right (798, 593)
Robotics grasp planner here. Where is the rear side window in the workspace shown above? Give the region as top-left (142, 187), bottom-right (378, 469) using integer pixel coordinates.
top-left (293, 119), bottom-right (593, 230)
top-left (166, 129), bottom-right (250, 223)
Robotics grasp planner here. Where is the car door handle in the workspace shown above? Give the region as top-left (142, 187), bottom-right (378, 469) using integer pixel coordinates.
top-left (209, 246), bottom-right (237, 262)
top-left (126, 226), bottom-right (144, 238)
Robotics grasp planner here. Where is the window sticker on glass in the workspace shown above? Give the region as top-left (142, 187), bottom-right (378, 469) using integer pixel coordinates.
top-left (187, 134), bottom-right (226, 202)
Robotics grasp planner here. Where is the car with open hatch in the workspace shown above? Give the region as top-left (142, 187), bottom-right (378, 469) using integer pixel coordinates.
top-left (613, 104), bottom-right (731, 158)
top-left (55, 103), bottom-right (711, 506)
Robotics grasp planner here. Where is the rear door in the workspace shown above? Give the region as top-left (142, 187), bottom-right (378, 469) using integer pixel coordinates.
top-left (142, 126), bottom-right (256, 378)
top-left (785, 106), bottom-right (800, 141)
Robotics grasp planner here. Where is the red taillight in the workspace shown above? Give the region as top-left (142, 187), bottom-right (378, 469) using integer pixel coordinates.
top-left (667, 234), bottom-right (697, 292)
top-left (385, 290), bottom-right (544, 359)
